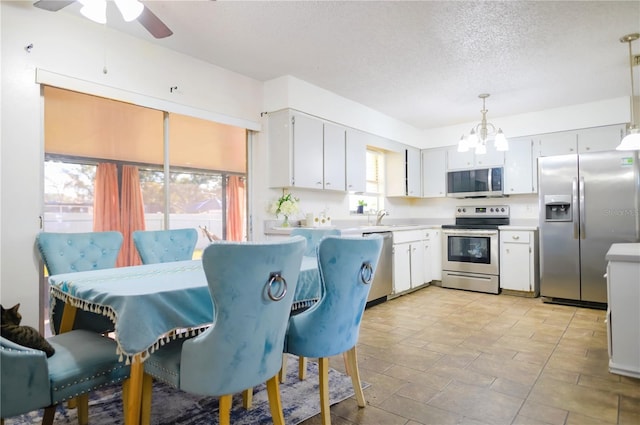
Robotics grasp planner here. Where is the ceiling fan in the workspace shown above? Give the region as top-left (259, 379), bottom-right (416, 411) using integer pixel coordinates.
top-left (33, 0), bottom-right (173, 39)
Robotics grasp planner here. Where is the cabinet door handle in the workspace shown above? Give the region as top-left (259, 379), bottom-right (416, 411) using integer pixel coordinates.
top-left (512, 235), bottom-right (520, 240)
top-left (325, 182), bottom-right (331, 186)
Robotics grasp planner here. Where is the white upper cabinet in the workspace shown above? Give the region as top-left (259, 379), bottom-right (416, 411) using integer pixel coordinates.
top-left (503, 137), bottom-right (536, 195)
top-left (322, 122), bottom-right (346, 192)
top-left (576, 124), bottom-right (626, 154)
top-left (535, 124), bottom-right (625, 158)
top-left (387, 146), bottom-right (422, 197)
top-left (446, 143), bottom-right (504, 170)
top-left (421, 147), bottom-right (447, 198)
top-left (345, 128), bottom-right (368, 193)
top-left (407, 147), bottom-right (422, 197)
top-left (292, 113), bottom-right (325, 189)
top-left (268, 109), bottom-right (346, 191)
top-left (535, 131), bottom-right (578, 157)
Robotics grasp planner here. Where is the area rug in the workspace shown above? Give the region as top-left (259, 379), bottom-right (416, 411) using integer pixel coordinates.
top-left (7, 356), bottom-right (366, 425)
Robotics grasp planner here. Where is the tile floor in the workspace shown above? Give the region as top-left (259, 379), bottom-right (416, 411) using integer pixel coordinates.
top-left (300, 285), bottom-right (640, 425)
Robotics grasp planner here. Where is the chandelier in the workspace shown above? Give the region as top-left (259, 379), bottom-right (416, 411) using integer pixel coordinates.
top-left (79, 0), bottom-right (143, 24)
top-left (616, 33), bottom-right (640, 151)
top-left (457, 93), bottom-right (508, 155)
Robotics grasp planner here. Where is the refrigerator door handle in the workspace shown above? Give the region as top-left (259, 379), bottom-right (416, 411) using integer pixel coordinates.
top-left (572, 177), bottom-right (579, 239)
top-left (579, 176), bottom-right (586, 239)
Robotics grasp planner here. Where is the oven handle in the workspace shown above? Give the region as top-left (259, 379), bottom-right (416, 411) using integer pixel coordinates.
top-left (442, 229), bottom-right (499, 237)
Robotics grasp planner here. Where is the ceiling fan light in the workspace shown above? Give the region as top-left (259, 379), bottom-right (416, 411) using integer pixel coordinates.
top-left (616, 128), bottom-right (640, 150)
top-left (79, 0), bottom-right (106, 24)
top-left (114, 0), bottom-right (144, 22)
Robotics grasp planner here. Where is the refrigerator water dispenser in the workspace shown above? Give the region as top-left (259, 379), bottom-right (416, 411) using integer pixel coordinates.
top-left (544, 195), bottom-right (572, 221)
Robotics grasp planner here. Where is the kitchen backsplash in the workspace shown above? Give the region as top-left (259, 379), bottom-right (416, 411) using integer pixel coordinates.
top-left (265, 187), bottom-right (539, 228)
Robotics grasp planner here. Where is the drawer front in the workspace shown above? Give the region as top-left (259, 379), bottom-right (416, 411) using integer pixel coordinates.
top-left (393, 230), bottom-right (423, 244)
top-left (501, 231), bottom-right (530, 243)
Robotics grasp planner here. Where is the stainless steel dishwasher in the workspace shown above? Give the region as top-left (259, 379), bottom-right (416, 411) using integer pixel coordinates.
top-left (363, 231), bottom-right (393, 303)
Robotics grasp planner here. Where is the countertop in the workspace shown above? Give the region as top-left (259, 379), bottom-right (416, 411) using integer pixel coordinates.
top-left (264, 222), bottom-right (443, 236)
top-left (606, 243), bottom-right (640, 262)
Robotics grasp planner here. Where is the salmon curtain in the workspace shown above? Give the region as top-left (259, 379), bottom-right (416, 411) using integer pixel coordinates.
top-left (93, 163), bottom-right (146, 267)
top-left (93, 162), bottom-right (121, 237)
top-left (226, 175), bottom-right (245, 241)
top-left (120, 166), bottom-right (146, 266)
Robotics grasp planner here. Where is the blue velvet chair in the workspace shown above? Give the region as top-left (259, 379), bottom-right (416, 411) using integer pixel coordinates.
top-left (284, 235), bottom-right (383, 425)
top-left (290, 228), bottom-right (341, 257)
top-left (281, 228), bottom-right (341, 381)
top-left (140, 236), bottom-right (306, 425)
top-left (36, 231), bottom-right (123, 335)
top-left (132, 228), bottom-right (198, 264)
top-left (0, 330), bottom-right (130, 425)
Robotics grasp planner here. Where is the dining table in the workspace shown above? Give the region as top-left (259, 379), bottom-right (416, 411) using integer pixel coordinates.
top-left (48, 256), bottom-right (320, 425)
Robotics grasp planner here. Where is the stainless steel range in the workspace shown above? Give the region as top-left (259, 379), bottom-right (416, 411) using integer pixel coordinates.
top-left (441, 205), bottom-right (510, 294)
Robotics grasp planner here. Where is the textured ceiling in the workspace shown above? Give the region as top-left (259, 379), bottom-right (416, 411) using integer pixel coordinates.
top-left (59, 0), bottom-right (640, 129)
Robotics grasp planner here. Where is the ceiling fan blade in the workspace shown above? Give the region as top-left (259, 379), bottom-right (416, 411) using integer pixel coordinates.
top-left (137, 5), bottom-right (173, 39)
top-left (33, 0), bottom-right (75, 12)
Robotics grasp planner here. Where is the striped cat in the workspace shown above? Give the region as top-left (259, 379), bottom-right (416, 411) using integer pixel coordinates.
top-left (1, 303), bottom-right (55, 357)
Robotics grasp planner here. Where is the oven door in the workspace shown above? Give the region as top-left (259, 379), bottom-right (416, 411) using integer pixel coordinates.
top-left (442, 228), bottom-right (499, 275)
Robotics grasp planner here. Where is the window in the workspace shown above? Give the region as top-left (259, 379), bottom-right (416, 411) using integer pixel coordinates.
top-left (349, 148), bottom-right (385, 214)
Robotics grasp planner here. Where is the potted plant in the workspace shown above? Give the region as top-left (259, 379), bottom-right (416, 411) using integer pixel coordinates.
top-left (356, 200), bottom-right (367, 214)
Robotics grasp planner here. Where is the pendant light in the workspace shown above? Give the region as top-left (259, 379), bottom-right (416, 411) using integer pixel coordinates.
top-left (616, 33), bottom-right (640, 151)
top-left (457, 94), bottom-right (508, 155)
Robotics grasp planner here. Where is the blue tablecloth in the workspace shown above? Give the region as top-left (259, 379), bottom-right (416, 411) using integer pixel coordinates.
top-left (48, 257), bottom-right (320, 362)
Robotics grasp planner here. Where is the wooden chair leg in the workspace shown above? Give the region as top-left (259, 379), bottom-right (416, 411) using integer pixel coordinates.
top-left (242, 388), bottom-right (253, 409)
top-left (122, 378), bottom-right (130, 419)
top-left (42, 405), bottom-right (57, 425)
top-left (345, 346), bottom-right (366, 407)
top-left (279, 353), bottom-right (288, 383)
top-left (266, 375), bottom-right (285, 425)
top-left (318, 357), bottom-right (331, 425)
top-left (219, 394), bottom-right (232, 425)
top-left (140, 374), bottom-right (154, 425)
top-left (76, 393), bottom-right (90, 425)
top-left (298, 355), bottom-right (308, 380)
top-left (343, 351), bottom-right (351, 376)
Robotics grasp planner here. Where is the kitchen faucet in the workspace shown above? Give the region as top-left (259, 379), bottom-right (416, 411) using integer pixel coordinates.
top-left (375, 209), bottom-right (388, 226)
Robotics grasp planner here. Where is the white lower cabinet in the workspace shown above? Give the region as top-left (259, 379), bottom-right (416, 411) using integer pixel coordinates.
top-left (392, 230), bottom-right (424, 294)
top-left (423, 228), bottom-right (442, 283)
top-left (499, 230), bottom-right (539, 296)
top-left (606, 244), bottom-right (640, 379)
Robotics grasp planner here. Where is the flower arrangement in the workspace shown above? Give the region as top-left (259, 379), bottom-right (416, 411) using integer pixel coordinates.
top-left (270, 192), bottom-right (300, 226)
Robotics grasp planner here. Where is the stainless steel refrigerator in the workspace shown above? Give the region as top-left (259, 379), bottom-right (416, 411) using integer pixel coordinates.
top-left (538, 150), bottom-right (640, 304)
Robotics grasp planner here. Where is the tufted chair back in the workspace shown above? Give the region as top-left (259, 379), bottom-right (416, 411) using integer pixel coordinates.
top-left (140, 236), bottom-right (306, 425)
top-left (36, 231), bottom-right (123, 334)
top-left (290, 228), bottom-right (341, 257)
top-left (132, 228), bottom-right (198, 264)
top-left (1, 331), bottom-right (130, 424)
top-left (284, 235), bottom-right (383, 424)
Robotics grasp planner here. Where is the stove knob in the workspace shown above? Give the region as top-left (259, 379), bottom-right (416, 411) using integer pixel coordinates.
top-left (462, 208), bottom-right (466, 213)
top-left (490, 208), bottom-right (494, 212)
top-left (457, 208), bottom-right (461, 213)
top-left (501, 207), bottom-right (505, 212)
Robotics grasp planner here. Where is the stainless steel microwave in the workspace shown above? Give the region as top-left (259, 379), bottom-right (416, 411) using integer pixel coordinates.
top-left (446, 167), bottom-right (503, 198)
